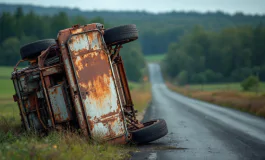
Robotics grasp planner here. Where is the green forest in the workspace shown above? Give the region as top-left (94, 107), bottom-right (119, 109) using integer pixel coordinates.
top-left (0, 4), bottom-right (265, 84)
top-left (0, 7), bottom-right (145, 82)
top-left (163, 24), bottom-right (265, 84)
top-left (1, 3), bottom-right (265, 55)
top-left (0, 8), bottom-right (105, 66)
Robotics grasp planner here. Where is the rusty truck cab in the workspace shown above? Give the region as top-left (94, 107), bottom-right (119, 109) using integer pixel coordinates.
top-left (40, 23), bottom-right (130, 143)
top-left (12, 23), bottom-right (168, 145)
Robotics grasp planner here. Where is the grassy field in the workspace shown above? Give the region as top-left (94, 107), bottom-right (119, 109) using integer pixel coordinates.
top-left (0, 66), bottom-right (151, 160)
top-left (167, 82), bottom-right (265, 118)
top-left (129, 82), bottom-right (152, 121)
top-left (144, 54), bottom-right (165, 63)
top-left (186, 83), bottom-right (265, 92)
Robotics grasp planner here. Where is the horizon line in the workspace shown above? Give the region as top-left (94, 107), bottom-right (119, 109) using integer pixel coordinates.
top-left (0, 2), bottom-right (265, 17)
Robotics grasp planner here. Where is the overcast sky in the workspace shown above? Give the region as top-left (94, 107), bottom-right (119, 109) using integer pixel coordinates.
top-left (0, 0), bottom-right (264, 15)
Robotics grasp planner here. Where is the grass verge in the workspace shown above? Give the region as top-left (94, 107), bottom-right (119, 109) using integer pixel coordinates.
top-left (0, 66), bottom-right (151, 159)
top-left (129, 82), bottom-right (152, 121)
top-left (0, 100), bottom-right (134, 160)
top-left (166, 82), bottom-right (265, 118)
top-left (0, 128), bottom-right (133, 160)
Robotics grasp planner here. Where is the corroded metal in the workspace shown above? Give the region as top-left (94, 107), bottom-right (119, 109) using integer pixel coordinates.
top-left (38, 49), bottom-right (56, 128)
top-left (11, 23), bottom-right (144, 144)
top-left (58, 26), bottom-right (92, 136)
top-left (66, 29), bottom-right (127, 140)
top-left (41, 64), bottom-right (63, 76)
top-left (48, 84), bottom-right (72, 123)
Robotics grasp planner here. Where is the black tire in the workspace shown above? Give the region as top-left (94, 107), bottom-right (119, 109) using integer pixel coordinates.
top-left (103, 24), bottom-right (138, 46)
top-left (130, 119), bottom-right (168, 144)
top-left (20, 39), bottom-right (56, 60)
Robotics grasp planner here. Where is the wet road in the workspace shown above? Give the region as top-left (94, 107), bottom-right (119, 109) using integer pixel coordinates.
top-left (132, 63), bottom-right (265, 160)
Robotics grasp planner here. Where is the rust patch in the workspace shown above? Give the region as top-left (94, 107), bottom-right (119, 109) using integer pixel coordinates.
top-left (71, 28), bottom-right (84, 34)
top-left (28, 95), bottom-right (36, 111)
top-left (101, 110), bottom-right (119, 119)
top-left (74, 50), bottom-right (112, 104)
top-left (75, 51), bottom-right (109, 78)
top-left (58, 27), bottom-right (90, 136)
top-left (42, 65), bottom-right (63, 76)
top-left (80, 74), bottom-right (111, 106)
top-left (107, 135), bottom-right (128, 145)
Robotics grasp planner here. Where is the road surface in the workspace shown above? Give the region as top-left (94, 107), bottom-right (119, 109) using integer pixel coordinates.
top-left (132, 63), bottom-right (265, 160)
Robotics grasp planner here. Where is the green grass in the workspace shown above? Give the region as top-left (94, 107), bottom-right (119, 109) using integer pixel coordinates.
top-left (0, 130), bottom-right (133, 160)
top-left (0, 66), bottom-right (136, 160)
top-left (167, 82), bottom-right (265, 118)
top-left (0, 66), bottom-right (18, 118)
top-left (186, 82), bottom-right (265, 92)
top-left (0, 66), bottom-right (15, 97)
top-left (144, 54), bottom-right (165, 63)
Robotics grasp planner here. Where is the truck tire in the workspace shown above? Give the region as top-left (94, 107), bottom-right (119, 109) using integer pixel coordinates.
top-left (20, 39), bottom-right (56, 60)
top-left (130, 119), bottom-right (168, 144)
top-left (103, 24), bottom-right (138, 46)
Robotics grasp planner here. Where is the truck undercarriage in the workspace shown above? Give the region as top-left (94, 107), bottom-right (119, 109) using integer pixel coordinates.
top-left (11, 23), bottom-right (168, 144)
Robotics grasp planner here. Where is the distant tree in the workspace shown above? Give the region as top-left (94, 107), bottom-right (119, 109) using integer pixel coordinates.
top-left (120, 42), bottom-right (146, 82)
top-left (50, 12), bottom-right (70, 37)
top-left (177, 70), bottom-right (189, 86)
top-left (231, 67), bottom-right (253, 81)
top-left (89, 17), bottom-right (105, 26)
top-left (241, 75), bottom-right (260, 91)
top-left (121, 50), bottom-right (143, 82)
top-left (14, 7), bottom-right (24, 19)
top-left (72, 16), bottom-right (88, 26)
top-left (0, 12), bottom-right (16, 43)
top-left (0, 37), bottom-right (20, 65)
top-left (253, 66), bottom-right (260, 78)
top-left (191, 73), bottom-right (207, 90)
top-left (163, 23), bottom-right (265, 83)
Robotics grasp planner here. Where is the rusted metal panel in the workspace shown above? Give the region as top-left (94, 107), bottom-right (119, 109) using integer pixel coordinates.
top-left (39, 72), bottom-right (55, 128)
top-left (28, 112), bottom-right (42, 130)
top-left (27, 94), bottom-right (36, 111)
top-left (42, 65), bottom-right (63, 76)
top-left (48, 84), bottom-right (72, 123)
top-left (67, 31), bottom-right (126, 140)
top-left (58, 28), bottom-right (89, 136)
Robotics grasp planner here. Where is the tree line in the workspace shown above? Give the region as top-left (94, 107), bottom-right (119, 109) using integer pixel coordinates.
top-left (0, 7), bottom-right (146, 82)
top-left (163, 24), bottom-right (265, 85)
top-left (1, 4), bottom-right (265, 56)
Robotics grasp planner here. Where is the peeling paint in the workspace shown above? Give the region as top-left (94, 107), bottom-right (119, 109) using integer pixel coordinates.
top-left (68, 30), bottom-right (126, 139)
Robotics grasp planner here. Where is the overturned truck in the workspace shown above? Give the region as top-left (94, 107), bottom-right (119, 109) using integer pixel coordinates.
top-left (11, 23), bottom-right (168, 144)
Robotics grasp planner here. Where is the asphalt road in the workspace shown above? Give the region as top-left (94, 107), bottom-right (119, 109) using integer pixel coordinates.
top-left (131, 63), bottom-right (265, 160)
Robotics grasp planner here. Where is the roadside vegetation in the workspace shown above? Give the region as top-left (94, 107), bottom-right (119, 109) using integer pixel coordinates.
top-left (163, 25), bottom-right (265, 85)
top-left (144, 54), bottom-right (165, 63)
top-left (129, 82), bottom-right (152, 121)
top-left (0, 65), bottom-right (151, 159)
top-left (166, 82), bottom-right (265, 118)
top-left (162, 23), bottom-right (265, 118)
